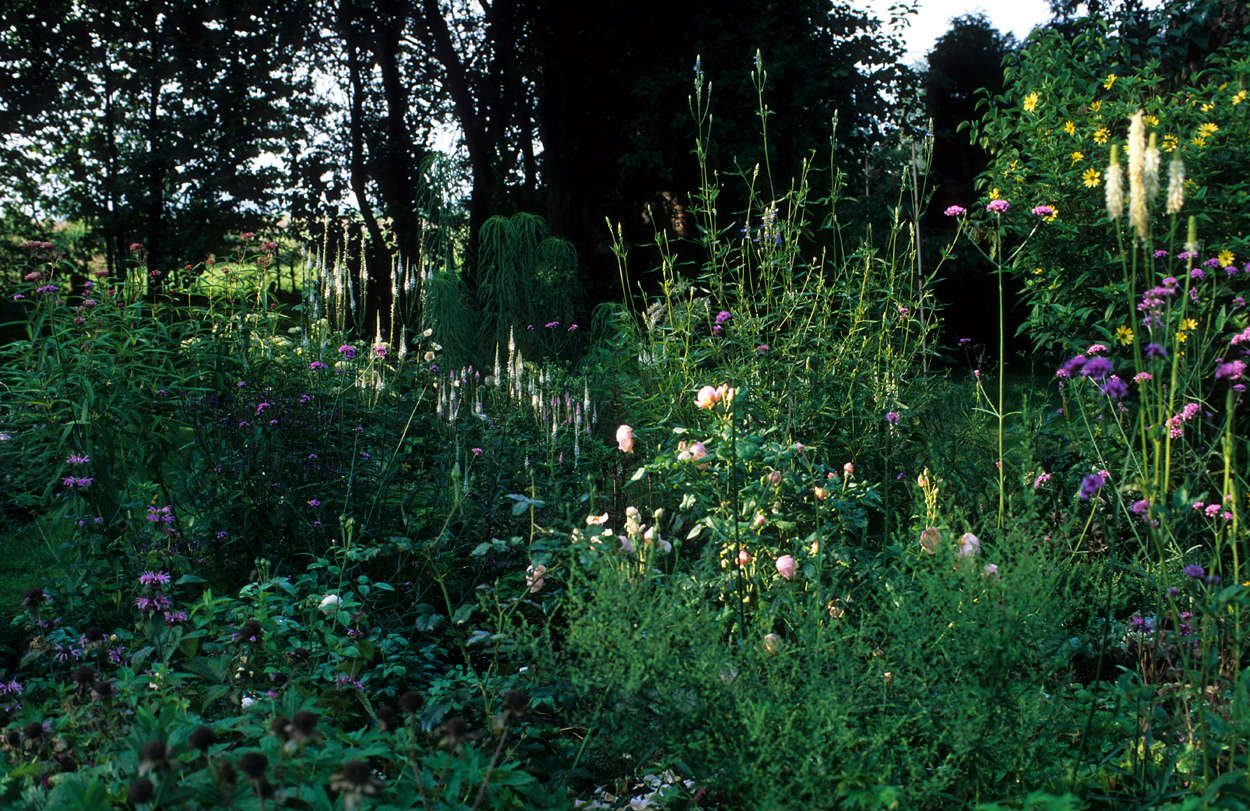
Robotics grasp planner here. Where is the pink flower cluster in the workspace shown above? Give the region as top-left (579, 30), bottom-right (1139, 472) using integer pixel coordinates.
top-left (1167, 402), bottom-right (1202, 438)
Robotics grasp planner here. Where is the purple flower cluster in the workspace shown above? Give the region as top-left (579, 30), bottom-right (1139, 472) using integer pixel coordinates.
top-left (1079, 473), bottom-right (1104, 500)
top-left (1138, 277), bottom-right (1179, 331)
top-left (986, 199), bottom-right (1011, 214)
top-left (338, 345), bottom-right (357, 359)
top-left (944, 205), bottom-right (967, 217)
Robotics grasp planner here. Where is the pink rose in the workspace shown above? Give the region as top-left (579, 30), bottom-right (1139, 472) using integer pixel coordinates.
top-left (695, 386), bottom-right (721, 409)
top-left (616, 424), bottom-right (634, 453)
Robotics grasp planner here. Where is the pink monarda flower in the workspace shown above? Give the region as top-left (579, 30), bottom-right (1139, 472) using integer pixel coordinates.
top-left (958, 532), bottom-right (981, 557)
top-left (695, 385), bottom-right (721, 409)
top-left (615, 424), bottom-right (634, 453)
top-left (919, 527), bottom-right (941, 554)
top-left (775, 555), bottom-right (797, 579)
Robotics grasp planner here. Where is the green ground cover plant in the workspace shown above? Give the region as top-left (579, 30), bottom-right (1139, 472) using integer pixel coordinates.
top-left (0, 40), bottom-right (1248, 811)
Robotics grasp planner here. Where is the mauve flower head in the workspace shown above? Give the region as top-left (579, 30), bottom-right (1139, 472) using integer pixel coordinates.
top-left (885, 411), bottom-right (900, 425)
top-left (1216, 360), bottom-right (1246, 380)
top-left (1058, 355), bottom-right (1086, 378)
top-left (1080, 356), bottom-right (1114, 380)
top-left (1032, 205), bottom-right (1055, 217)
top-left (1145, 343), bottom-right (1167, 358)
top-left (1184, 564), bottom-right (1205, 579)
top-left (1086, 343), bottom-right (1108, 355)
top-left (775, 555), bottom-right (797, 579)
top-left (1101, 376), bottom-right (1128, 398)
top-left (338, 344), bottom-right (357, 359)
top-left (715, 310), bottom-right (732, 324)
top-left (1079, 473), bottom-right (1105, 500)
top-left (986, 199), bottom-right (1010, 214)
top-left (757, 344), bottom-right (769, 355)
top-left (1190, 267), bottom-right (1206, 280)
top-left (944, 205), bottom-right (966, 217)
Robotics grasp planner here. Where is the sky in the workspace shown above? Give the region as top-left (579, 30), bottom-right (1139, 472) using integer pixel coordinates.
top-left (866, 0), bottom-right (1056, 65)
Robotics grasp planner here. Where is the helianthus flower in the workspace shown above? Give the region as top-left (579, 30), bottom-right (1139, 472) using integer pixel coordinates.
top-left (1104, 74), bottom-right (1118, 90)
top-left (1071, 151), bottom-right (1084, 164)
top-left (1117, 325), bottom-right (1134, 345)
top-left (1093, 127), bottom-right (1110, 145)
top-left (1090, 100), bottom-right (1102, 113)
top-left (1162, 134), bottom-right (1178, 152)
top-left (1023, 92), bottom-right (1039, 112)
top-left (1064, 121), bottom-right (1075, 135)
top-left (1198, 122), bottom-right (1219, 137)
top-left (1219, 249), bottom-right (1235, 267)
top-left (1082, 167), bottom-right (1101, 187)
top-left (1191, 136), bottom-right (1207, 147)
top-left (1144, 114), bottom-right (1159, 126)
top-left (1234, 90), bottom-right (1247, 105)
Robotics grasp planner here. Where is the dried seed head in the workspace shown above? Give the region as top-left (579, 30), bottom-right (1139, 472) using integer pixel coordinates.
top-left (127, 778), bottom-right (155, 805)
top-left (73, 665), bottom-right (97, 692)
top-left (269, 717), bottom-right (292, 741)
top-left (91, 681), bottom-right (114, 703)
top-left (291, 710), bottom-right (319, 741)
top-left (189, 725), bottom-right (217, 752)
top-left (398, 690), bottom-right (423, 715)
top-left (236, 620), bottom-right (264, 646)
top-left (217, 760), bottom-right (237, 787)
top-left (4, 729), bottom-right (21, 748)
top-left (141, 740), bottom-right (167, 766)
top-left (376, 704), bottom-right (396, 732)
top-left (238, 751), bottom-right (268, 780)
top-left (23, 722), bottom-right (44, 741)
top-left (341, 759), bottom-right (373, 787)
top-left (438, 716), bottom-right (472, 749)
top-left (502, 690), bottom-right (529, 718)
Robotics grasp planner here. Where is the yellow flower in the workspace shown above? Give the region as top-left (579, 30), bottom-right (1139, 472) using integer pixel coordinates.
top-left (1071, 151), bottom-right (1084, 164)
top-left (1093, 127), bottom-right (1110, 144)
top-left (1201, 102), bottom-right (1214, 112)
top-left (1192, 136), bottom-right (1207, 147)
top-left (1234, 90), bottom-right (1247, 105)
top-left (1144, 114), bottom-right (1159, 126)
top-left (1023, 92), bottom-right (1039, 112)
top-left (1064, 121), bottom-right (1076, 135)
top-left (1043, 205), bottom-right (1059, 222)
top-left (1090, 100), bottom-right (1102, 113)
top-left (1182, 318), bottom-right (1198, 331)
top-left (1177, 331), bottom-right (1189, 343)
top-left (1219, 249), bottom-right (1235, 267)
top-left (1162, 134), bottom-right (1178, 152)
top-left (1103, 74), bottom-right (1117, 90)
top-left (1198, 122), bottom-right (1219, 137)
top-left (1117, 325), bottom-right (1134, 346)
top-left (1082, 167), bottom-right (1101, 187)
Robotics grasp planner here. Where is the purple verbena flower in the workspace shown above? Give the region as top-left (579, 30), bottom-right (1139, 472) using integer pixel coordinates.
top-left (986, 199), bottom-right (1010, 214)
top-left (1184, 564), bottom-right (1205, 579)
top-left (1079, 473), bottom-right (1104, 500)
top-left (944, 205), bottom-right (966, 217)
top-left (1080, 356), bottom-right (1114, 380)
top-left (1032, 205), bottom-right (1055, 217)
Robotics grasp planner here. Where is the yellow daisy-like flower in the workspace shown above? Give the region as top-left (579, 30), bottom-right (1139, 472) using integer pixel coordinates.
top-left (1071, 151), bottom-right (1084, 164)
top-left (1198, 122), bottom-right (1219, 137)
top-left (1116, 325), bottom-right (1134, 346)
top-left (1144, 114), bottom-right (1159, 126)
top-left (1192, 136), bottom-right (1207, 147)
top-left (1177, 331), bottom-right (1189, 343)
top-left (1082, 167), bottom-right (1101, 187)
top-left (1162, 134), bottom-right (1178, 152)
top-left (1182, 318), bottom-right (1198, 331)
top-left (1103, 74), bottom-right (1117, 90)
top-left (1201, 102), bottom-right (1214, 112)
top-left (1089, 100), bottom-right (1102, 113)
top-left (1093, 127), bottom-right (1110, 144)
top-left (1023, 92), bottom-right (1039, 112)
top-left (1064, 121), bottom-right (1076, 135)
top-left (1234, 89), bottom-right (1247, 105)
top-left (1219, 249), bottom-right (1235, 267)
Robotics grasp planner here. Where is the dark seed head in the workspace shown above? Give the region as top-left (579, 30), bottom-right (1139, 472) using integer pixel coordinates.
top-left (217, 760), bottom-right (237, 787)
top-left (269, 717), bottom-right (291, 740)
top-left (22, 587), bottom-right (45, 606)
top-left (341, 759), bottom-right (373, 787)
top-left (376, 704), bottom-right (395, 731)
top-left (398, 690), bottom-right (423, 714)
top-left (189, 725), bottom-right (217, 752)
top-left (503, 689), bottom-right (529, 718)
top-left (73, 665), bottom-right (97, 690)
top-left (4, 729), bottom-right (21, 748)
top-left (439, 716), bottom-right (471, 749)
top-left (23, 721), bottom-right (44, 740)
top-left (291, 710), bottom-right (318, 736)
top-left (91, 680), bottom-right (114, 701)
top-left (83, 626), bottom-right (107, 645)
top-left (127, 777), bottom-right (155, 804)
top-left (141, 739), bottom-right (167, 765)
top-left (239, 751), bottom-right (268, 779)
top-left (237, 619), bottom-right (264, 645)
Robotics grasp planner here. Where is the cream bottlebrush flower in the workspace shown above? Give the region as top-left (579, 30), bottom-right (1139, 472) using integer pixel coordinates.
top-left (1105, 144), bottom-right (1125, 221)
top-left (1144, 132), bottom-right (1160, 202)
top-left (1126, 110), bottom-right (1148, 240)
top-left (1166, 156), bottom-right (1186, 215)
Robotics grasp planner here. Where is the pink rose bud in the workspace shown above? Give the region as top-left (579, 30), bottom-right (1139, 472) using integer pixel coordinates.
top-left (843, 462), bottom-right (854, 476)
top-left (775, 555), bottom-right (797, 579)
